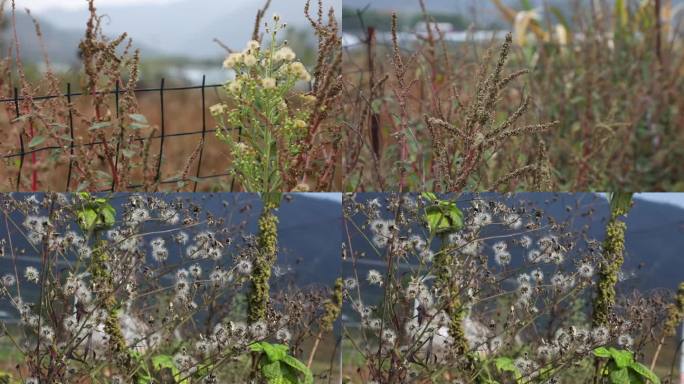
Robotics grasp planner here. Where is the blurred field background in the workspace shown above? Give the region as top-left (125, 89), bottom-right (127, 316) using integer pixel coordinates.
top-left (0, 0), bottom-right (340, 192)
top-left (341, 0), bottom-right (684, 191)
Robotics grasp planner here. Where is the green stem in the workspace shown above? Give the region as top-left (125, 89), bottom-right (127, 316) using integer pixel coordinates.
top-left (248, 200), bottom-right (280, 323)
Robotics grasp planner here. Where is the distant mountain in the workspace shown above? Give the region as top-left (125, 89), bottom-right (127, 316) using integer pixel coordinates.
top-left (343, 193), bottom-right (684, 294)
top-left (25, 0), bottom-right (340, 60)
top-left (0, 193), bottom-right (342, 320)
top-left (343, 0), bottom-right (684, 29)
top-left (0, 11), bottom-right (161, 66)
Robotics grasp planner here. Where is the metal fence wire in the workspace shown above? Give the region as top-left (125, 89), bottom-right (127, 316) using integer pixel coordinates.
top-left (1, 75), bottom-right (240, 192)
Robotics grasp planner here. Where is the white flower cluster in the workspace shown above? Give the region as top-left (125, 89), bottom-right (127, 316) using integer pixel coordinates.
top-left (185, 231), bottom-right (223, 260)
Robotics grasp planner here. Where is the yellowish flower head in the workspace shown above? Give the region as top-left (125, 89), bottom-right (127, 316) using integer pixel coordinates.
top-left (289, 62), bottom-right (311, 82)
top-left (223, 53), bottom-right (243, 69)
top-left (262, 77), bottom-right (277, 89)
top-left (293, 119), bottom-right (307, 129)
top-left (301, 94), bottom-right (317, 104)
top-left (210, 103), bottom-right (228, 116)
top-left (227, 79), bottom-right (242, 93)
top-left (243, 54), bottom-right (258, 67)
top-left (246, 40), bottom-right (260, 52)
top-left (274, 46), bottom-right (296, 62)
top-left (234, 142), bottom-right (249, 152)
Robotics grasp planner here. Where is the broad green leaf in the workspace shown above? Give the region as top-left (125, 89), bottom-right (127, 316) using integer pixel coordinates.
top-left (593, 347), bottom-right (612, 358)
top-left (11, 114), bottom-right (31, 123)
top-left (122, 149), bottom-right (136, 158)
top-left (261, 360), bottom-right (284, 381)
top-left (609, 367), bottom-right (631, 384)
top-left (424, 199), bottom-right (463, 235)
top-left (129, 113), bottom-right (148, 124)
top-left (151, 354), bottom-right (174, 367)
top-left (0, 371), bottom-right (12, 384)
top-left (77, 209), bottom-right (98, 231)
top-left (76, 180), bottom-right (90, 192)
top-left (420, 192), bottom-right (438, 202)
top-left (520, 0), bottom-right (533, 11)
top-left (609, 192), bottom-right (633, 217)
top-left (152, 354), bottom-right (188, 384)
top-left (629, 361), bottom-right (660, 384)
top-left (77, 196), bottom-right (116, 231)
top-left (549, 6), bottom-right (571, 33)
top-left (100, 205), bottom-right (116, 227)
top-left (130, 122), bottom-right (149, 130)
top-left (615, 0), bottom-right (629, 32)
top-left (28, 135), bottom-right (46, 148)
top-left (263, 343), bottom-right (289, 362)
top-left (261, 192), bottom-right (283, 208)
top-left (609, 348), bottom-right (634, 369)
top-left (89, 121), bottom-right (112, 131)
top-left (282, 355), bottom-right (314, 384)
top-left (494, 357), bottom-right (522, 380)
top-left (251, 341), bottom-right (289, 362)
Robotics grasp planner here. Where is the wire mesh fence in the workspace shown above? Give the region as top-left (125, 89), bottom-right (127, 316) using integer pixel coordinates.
top-left (1, 75), bottom-right (240, 192)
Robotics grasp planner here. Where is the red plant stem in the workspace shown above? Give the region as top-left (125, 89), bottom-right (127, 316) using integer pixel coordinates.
top-left (91, 86), bottom-right (119, 190)
top-left (297, 115), bottom-right (323, 186)
top-left (28, 117), bottom-right (37, 191)
top-left (655, 0), bottom-right (662, 65)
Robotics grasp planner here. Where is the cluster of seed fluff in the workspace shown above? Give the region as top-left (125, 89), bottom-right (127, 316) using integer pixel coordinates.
top-left (0, 193), bottom-right (320, 382)
top-left (342, 193), bottom-right (633, 382)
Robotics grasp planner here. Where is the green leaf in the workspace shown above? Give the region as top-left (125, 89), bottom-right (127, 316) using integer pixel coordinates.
top-left (261, 360), bottom-right (285, 381)
top-left (250, 342), bottom-right (266, 353)
top-left (151, 354), bottom-right (175, 370)
top-left (424, 198), bottom-right (463, 235)
top-left (122, 149), bottom-right (136, 158)
top-left (610, 348), bottom-right (634, 369)
top-left (89, 121), bottom-right (112, 131)
top-left (281, 355), bottom-right (314, 384)
top-left (494, 357), bottom-right (522, 381)
top-left (261, 192), bottom-right (282, 208)
top-left (520, 0), bottom-right (533, 11)
top-left (629, 361), bottom-right (660, 384)
top-left (100, 205), bottom-right (116, 227)
top-left (251, 341), bottom-right (289, 362)
top-left (28, 135), bottom-right (46, 148)
top-left (420, 192), bottom-right (438, 202)
top-left (130, 122), bottom-right (149, 130)
top-left (77, 209), bottom-right (98, 231)
top-left (594, 347), bottom-right (612, 358)
top-left (129, 113), bottom-right (148, 124)
top-left (609, 192), bottom-right (634, 217)
top-left (263, 343), bottom-right (289, 362)
top-left (11, 114), bottom-right (31, 124)
top-left (76, 195), bottom-right (116, 231)
top-left (152, 354), bottom-right (189, 384)
top-left (594, 347), bottom-right (635, 369)
top-left (549, 6), bottom-right (571, 34)
top-left (76, 180), bottom-right (90, 192)
top-left (609, 367), bottom-right (631, 384)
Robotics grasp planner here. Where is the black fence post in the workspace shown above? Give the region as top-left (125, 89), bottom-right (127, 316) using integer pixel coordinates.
top-left (65, 83), bottom-right (75, 192)
top-left (2, 79), bottom-right (234, 192)
top-left (155, 78), bottom-right (166, 183)
top-left (194, 75), bottom-right (207, 192)
top-left (13, 88), bottom-right (24, 192)
top-left (112, 80), bottom-right (121, 191)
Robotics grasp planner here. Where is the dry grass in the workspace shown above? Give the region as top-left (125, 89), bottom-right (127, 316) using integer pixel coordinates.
top-left (340, 0), bottom-right (684, 191)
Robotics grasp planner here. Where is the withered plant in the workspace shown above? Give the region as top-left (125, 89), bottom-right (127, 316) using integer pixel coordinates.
top-left (341, 193), bottom-right (679, 383)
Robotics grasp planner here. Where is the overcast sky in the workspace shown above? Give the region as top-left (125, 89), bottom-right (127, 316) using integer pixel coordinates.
top-left (634, 193), bottom-right (684, 209)
top-left (12, 0), bottom-right (183, 12)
